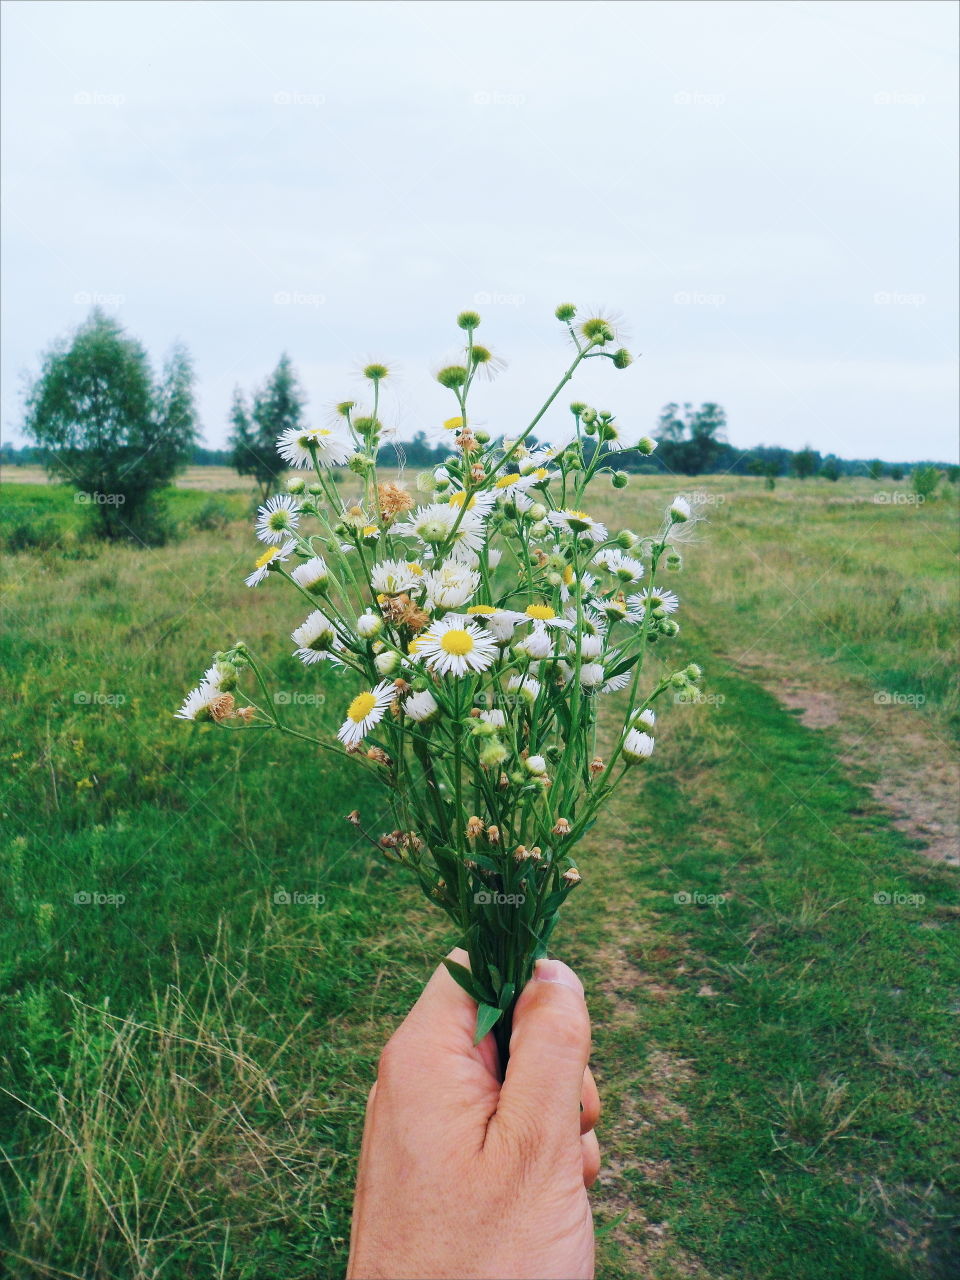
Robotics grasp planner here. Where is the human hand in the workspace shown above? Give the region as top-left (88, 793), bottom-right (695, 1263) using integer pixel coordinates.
top-left (347, 949), bottom-right (600, 1280)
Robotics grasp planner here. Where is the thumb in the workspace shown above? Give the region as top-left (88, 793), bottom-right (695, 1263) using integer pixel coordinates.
top-left (493, 958), bottom-right (591, 1150)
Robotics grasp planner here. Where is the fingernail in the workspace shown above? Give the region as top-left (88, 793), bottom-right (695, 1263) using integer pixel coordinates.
top-left (534, 958), bottom-right (584, 995)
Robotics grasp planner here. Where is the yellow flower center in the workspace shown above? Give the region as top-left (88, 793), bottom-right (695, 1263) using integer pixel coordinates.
top-left (255, 548), bottom-right (279, 569)
top-left (467, 605), bottom-right (496, 615)
top-left (443, 416), bottom-right (463, 430)
top-left (561, 565), bottom-right (574, 586)
top-left (362, 525), bottom-right (378, 537)
top-left (567, 509), bottom-right (590, 521)
top-left (530, 467), bottom-right (549, 481)
top-left (495, 473), bottom-right (521, 489)
top-left (407, 562), bottom-right (423, 575)
top-left (408, 638), bottom-right (421, 654)
top-left (440, 629), bottom-right (475, 656)
top-left (347, 692), bottom-right (377, 723)
top-left (525, 605), bottom-right (556, 621)
top-left (447, 492), bottom-right (476, 509)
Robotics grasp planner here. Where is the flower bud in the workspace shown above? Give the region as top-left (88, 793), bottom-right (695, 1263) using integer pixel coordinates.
top-left (659, 618), bottom-right (680, 637)
top-left (685, 663), bottom-right (703, 682)
top-left (375, 650), bottom-right (400, 677)
top-left (612, 472), bottom-right (629, 489)
top-left (622, 730), bottom-right (655, 763)
top-left (474, 429), bottom-right (490, 444)
top-left (555, 303), bottom-right (577, 322)
top-left (286, 477), bottom-right (306, 495)
top-left (525, 754), bottom-right (547, 775)
top-left (436, 365), bottom-right (468, 389)
top-left (528, 502), bottom-right (547, 521)
top-left (612, 347), bottom-right (633, 369)
top-left (637, 436), bottom-right (657, 455)
top-left (616, 529), bottom-right (638, 549)
top-left (670, 496), bottom-right (692, 522)
top-left (457, 310), bottom-right (481, 330)
top-left (479, 739), bottom-right (509, 768)
top-left (357, 612), bottom-right (383, 639)
top-left (666, 552), bottom-right (683, 571)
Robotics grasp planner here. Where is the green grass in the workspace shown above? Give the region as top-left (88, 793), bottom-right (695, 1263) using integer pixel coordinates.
top-left (0, 474), bottom-right (957, 1279)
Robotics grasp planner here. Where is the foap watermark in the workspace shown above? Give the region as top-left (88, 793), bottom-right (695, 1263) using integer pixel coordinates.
top-left (473, 290), bottom-right (525, 307)
top-left (474, 890), bottom-right (525, 907)
top-left (873, 290), bottom-right (926, 307)
top-left (687, 489), bottom-right (726, 507)
top-left (273, 889), bottom-right (326, 907)
top-left (74, 691), bottom-right (127, 707)
top-left (673, 90), bottom-right (725, 108)
top-left (75, 491), bottom-right (125, 506)
top-left (674, 890), bottom-right (726, 906)
top-left (874, 690), bottom-right (926, 707)
top-left (873, 91), bottom-right (925, 107)
top-left (74, 890), bottom-right (126, 907)
top-left (674, 690), bottom-right (726, 707)
top-left (473, 90), bottom-right (526, 107)
top-left (74, 291), bottom-right (125, 307)
top-left (872, 491), bottom-right (925, 506)
top-left (274, 91), bottom-right (325, 107)
top-left (74, 90), bottom-right (125, 108)
top-left (274, 690), bottom-right (326, 707)
top-left (274, 290), bottom-right (325, 307)
top-left (673, 290), bottom-right (726, 307)
top-left (873, 891), bottom-right (925, 907)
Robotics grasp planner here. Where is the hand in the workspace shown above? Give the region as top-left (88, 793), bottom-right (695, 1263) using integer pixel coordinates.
top-left (347, 949), bottom-right (600, 1280)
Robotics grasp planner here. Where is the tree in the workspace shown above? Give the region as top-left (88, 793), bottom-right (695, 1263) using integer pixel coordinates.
top-left (866, 458), bottom-right (885, 480)
top-left (912, 466), bottom-right (940, 500)
top-left (821, 457), bottom-right (841, 482)
top-left (889, 465), bottom-right (904, 481)
top-left (229, 353), bottom-right (305, 498)
top-left (792, 445), bottom-right (820, 480)
top-left (655, 402), bottom-right (727, 475)
top-left (22, 309), bottom-right (198, 542)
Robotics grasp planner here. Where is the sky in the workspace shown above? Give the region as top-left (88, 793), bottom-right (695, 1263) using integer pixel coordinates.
top-left (2, 0), bottom-right (957, 462)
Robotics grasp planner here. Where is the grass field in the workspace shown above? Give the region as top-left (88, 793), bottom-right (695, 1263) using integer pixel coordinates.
top-left (1, 470), bottom-right (958, 1279)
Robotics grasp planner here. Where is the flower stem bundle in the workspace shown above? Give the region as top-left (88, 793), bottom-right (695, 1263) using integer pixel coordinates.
top-left (177, 305), bottom-right (703, 1067)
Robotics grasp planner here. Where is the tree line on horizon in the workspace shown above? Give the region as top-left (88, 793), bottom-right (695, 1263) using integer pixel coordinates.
top-left (10, 310), bottom-right (957, 543)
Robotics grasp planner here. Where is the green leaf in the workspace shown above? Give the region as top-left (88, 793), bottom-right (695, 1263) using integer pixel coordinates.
top-left (474, 1002), bottom-right (503, 1044)
top-left (497, 981), bottom-right (516, 1010)
top-left (442, 958), bottom-right (489, 1004)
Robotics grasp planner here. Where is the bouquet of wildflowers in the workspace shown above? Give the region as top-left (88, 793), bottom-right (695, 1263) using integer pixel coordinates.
top-left (177, 305), bottom-right (702, 1064)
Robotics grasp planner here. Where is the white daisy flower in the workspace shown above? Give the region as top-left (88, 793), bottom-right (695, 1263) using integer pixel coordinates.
top-left (446, 487), bottom-right (497, 517)
top-left (404, 690), bottom-right (439, 723)
top-left (629, 586), bottom-right (680, 617)
top-left (669, 496), bottom-right (692, 523)
top-left (576, 633), bottom-right (605, 659)
top-left (623, 729), bottom-right (655, 762)
top-left (593, 548), bottom-right (645, 583)
top-left (400, 504), bottom-right (485, 554)
top-left (175, 680), bottom-right (221, 721)
top-left (506, 673), bottom-right (541, 704)
top-left (245, 540), bottom-right (295, 587)
top-left (291, 610), bottom-right (343, 665)
top-left (522, 604), bottom-right (574, 631)
top-left (579, 662), bottom-right (606, 688)
top-left (479, 708), bottom-right (507, 728)
top-left (518, 624), bottom-right (554, 660)
top-left (601, 670), bottom-right (631, 693)
top-left (337, 682), bottom-right (397, 747)
top-left (278, 425), bottom-right (354, 469)
top-left (634, 708), bottom-right (656, 729)
top-left (466, 605), bottom-right (527, 643)
top-left (423, 561), bottom-right (481, 610)
top-left (491, 471), bottom-right (539, 500)
top-left (416, 616), bottom-right (498, 677)
top-left (547, 508), bottom-right (608, 542)
top-left (256, 494), bottom-right (302, 545)
top-left (290, 556), bottom-right (329, 593)
top-left (370, 559), bottom-right (423, 595)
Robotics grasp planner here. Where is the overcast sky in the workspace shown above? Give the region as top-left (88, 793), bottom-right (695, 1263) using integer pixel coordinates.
top-left (2, 0), bottom-right (957, 461)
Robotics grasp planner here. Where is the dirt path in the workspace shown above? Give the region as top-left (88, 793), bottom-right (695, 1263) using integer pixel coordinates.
top-left (737, 655), bottom-right (959, 870)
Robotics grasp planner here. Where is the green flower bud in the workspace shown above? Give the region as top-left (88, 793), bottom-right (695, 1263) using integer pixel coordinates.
top-left (528, 502), bottom-right (547, 521)
top-left (659, 618), bottom-right (680, 637)
top-left (286, 477), bottom-right (306, 495)
top-left (685, 663), bottom-right (703, 682)
top-left (612, 472), bottom-right (629, 489)
top-left (616, 529), bottom-right (638, 549)
top-left (570, 401), bottom-right (587, 416)
top-left (580, 407), bottom-right (598, 425)
top-left (457, 310), bottom-right (481, 330)
top-left (666, 552), bottom-right (683, 571)
top-left (479, 740), bottom-right (509, 768)
top-left (353, 416), bottom-right (380, 435)
top-left (670, 671), bottom-right (688, 688)
top-left (308, 484), bottom-right (325, 496)
top-left (637, 436), bottom-right (657, 456)
top-left (375, 650), bottom-right (400, 677)
top-left (474, 429), bottom-right (490, 444)
top-left (555, 303), bottom-right (577, 322)
top-left (363, 363), bottom-right (389, 381)
top-left (529, 521), bottom-right (549, 538)
top-left (611, 347), bottom-right (633, 369)
top-left (348, 454), bottom-right (374, 475)
top-left (436, 365), bottom-right (468, 389)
